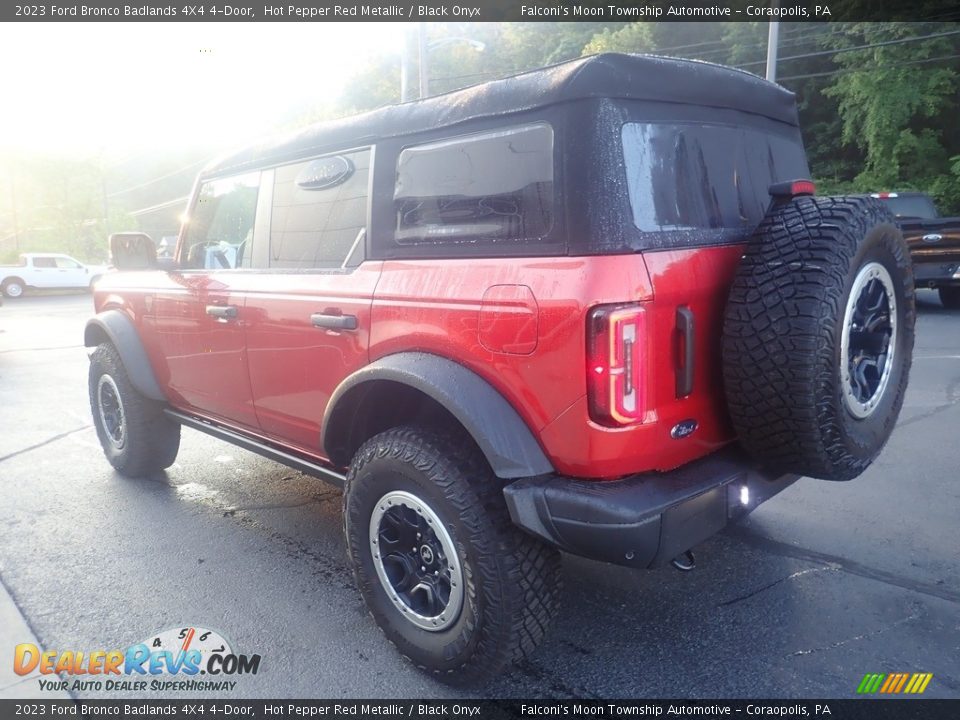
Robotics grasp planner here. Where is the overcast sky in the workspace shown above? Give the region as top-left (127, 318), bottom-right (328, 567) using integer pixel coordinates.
top-left (0, 23), bottom-right (406, 159)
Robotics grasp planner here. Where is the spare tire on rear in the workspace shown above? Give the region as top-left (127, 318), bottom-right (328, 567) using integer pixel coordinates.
top-left (722, 196), bottom-right (915, 481)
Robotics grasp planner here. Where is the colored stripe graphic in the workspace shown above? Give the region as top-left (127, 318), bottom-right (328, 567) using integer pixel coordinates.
top-left (858, 673), bottom-right (933, 694)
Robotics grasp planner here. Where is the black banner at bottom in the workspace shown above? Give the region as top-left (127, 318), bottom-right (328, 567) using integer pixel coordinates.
top-left (0, 700), bottom-right (955, 720)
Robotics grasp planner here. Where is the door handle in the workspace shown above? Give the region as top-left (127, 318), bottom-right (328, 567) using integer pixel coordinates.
top-left (206, 304), bottom-right (238, 320)
top-left (311, 312), bottom-right (358, 331)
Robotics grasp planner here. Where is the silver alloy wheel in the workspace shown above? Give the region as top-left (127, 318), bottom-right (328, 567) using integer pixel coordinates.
top-left (369, 490), bottom-right (464, 632)
top-left (840, 262), bottom-right (898, 419)
top-left (5, 282), bottom-right (23, 298)
top-left (97, 374), bottom-right (127, 450)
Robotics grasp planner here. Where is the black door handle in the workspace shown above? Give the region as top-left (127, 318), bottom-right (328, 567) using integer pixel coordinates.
top-left (311, 312), bottom-right (358, 331)
top-left (206, 304), bottom-right (238, 320)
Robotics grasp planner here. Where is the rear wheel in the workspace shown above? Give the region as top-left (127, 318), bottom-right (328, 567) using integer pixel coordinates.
top-left (343, 426), bottom-right (561, 686)
top-left (2, 278), bottom-right (25, 298)
top-left (723, 196), bottom-right (915, 481)
top-left (89, 343), bottom-right (180, 476)
top-left (939, 286), bottom-right (960, 310)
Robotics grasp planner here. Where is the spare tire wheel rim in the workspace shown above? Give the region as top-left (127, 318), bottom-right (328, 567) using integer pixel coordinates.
top-left (840, 261), bottom-right (898, 419)
top-left (369, 490), bottom-right (464, 632)
top-left (97, 374), bottom-right (127, 450)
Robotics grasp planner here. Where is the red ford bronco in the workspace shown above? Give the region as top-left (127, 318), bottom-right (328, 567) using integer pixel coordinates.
top-left (86, 54), bottom-right (915, 685)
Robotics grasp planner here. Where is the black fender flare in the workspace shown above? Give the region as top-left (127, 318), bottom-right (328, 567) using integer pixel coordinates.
top-left (322, 352), bottom-right (554, 479)
top-left (84, 310), bottom-right (166, 402)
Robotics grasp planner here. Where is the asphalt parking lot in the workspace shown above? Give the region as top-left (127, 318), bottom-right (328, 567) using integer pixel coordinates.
top-left (0, 291), bottom-right (958, 699)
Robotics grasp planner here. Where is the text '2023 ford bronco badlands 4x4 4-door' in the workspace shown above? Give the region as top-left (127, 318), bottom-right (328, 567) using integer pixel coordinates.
top-left (86, 54), bottom-right (915, 685)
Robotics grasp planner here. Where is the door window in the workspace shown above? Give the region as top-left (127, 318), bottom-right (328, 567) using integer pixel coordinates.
top-left (269, 149), bottom-right (370, 269)
top-left (54, 257), bottom-right (82, 269)
top-left (181, 172), bottom-right (260, 269)
top-left (32, 257), bottom-right (57, 268)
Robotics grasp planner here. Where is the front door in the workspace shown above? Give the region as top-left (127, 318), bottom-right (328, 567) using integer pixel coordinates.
top-left (151, 172), bottom-right (261, 429)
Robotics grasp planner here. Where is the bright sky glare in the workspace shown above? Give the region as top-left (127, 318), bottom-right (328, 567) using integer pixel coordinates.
top-left (0, 23), bottom-right (406, 158)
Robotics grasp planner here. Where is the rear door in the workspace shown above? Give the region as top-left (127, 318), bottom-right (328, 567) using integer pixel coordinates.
top-left (243, 148), bottom-right (380, 456)
top-left (28, 256), bottom-right (59, 287)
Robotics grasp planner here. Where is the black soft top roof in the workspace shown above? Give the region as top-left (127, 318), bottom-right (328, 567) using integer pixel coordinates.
top-left (204, 52), bottom-right (798, 178)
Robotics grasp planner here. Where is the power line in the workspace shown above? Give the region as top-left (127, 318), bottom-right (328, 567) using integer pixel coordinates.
top-left (129, 196), bottom-right (190, 216)
top-left (778, 52), bottom-right (960, 82)
top-left (107, 159), bottom-right (204, 198)
top-left (735, 28), bottom-right (960, 69)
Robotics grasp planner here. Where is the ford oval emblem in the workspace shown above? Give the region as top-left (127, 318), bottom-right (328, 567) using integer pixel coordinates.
top-left (296, 155), bottom-right (354, 191)
top-left (922, 234), bottom-right (942, 244)
top-left (671, 419), bottom-right (698, 439)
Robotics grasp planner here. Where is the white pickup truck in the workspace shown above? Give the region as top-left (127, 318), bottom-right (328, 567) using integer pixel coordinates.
top-left (1, 253), bottom-right (109, 298)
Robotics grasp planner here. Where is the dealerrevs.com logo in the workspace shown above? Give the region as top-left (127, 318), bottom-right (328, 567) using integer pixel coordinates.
top-left (14, 626), bottom-right (261, 693)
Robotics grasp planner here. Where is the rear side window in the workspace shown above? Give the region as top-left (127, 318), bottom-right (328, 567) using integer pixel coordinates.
top-left (32, 257), bottom-right (57, 268)
top-left (622, 123), bottom-right (808, 236)
top-left (394, 123), bottom-right (554, 246)
top-left (269, 149), bottom-right (369, 269)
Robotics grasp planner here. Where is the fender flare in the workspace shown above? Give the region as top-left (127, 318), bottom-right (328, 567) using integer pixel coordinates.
top-left (323, 352), bottom-right (554, 479)
top-left (84, 310), bottom-right (166, 402)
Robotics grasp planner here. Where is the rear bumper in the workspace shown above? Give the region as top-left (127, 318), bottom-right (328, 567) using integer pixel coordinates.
top-left (503, 447), bottom-right (797, 569)
top-left (912, 259), bottom-right (960, 285)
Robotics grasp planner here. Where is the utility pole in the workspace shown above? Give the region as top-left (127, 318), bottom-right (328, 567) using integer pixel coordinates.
top-left (766, 21), bottom-right (780, 82)
top-left (400, 26), bottom-right (413, 102)
top-left (9, 166), bottom-right (19, 253)
top-left (417, 23), bottom-right (429, 99)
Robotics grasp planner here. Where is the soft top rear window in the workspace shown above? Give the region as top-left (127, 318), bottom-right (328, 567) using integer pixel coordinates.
top-left (622, 122), bottom-right (808, 244)
top-left (393, 123), bottom-right (554, 246)
top-left (876, 195), bottom-right (937, 219)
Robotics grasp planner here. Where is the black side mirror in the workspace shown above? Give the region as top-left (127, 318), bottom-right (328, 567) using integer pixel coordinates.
top-left (109, 232), bottom-right (162, 271)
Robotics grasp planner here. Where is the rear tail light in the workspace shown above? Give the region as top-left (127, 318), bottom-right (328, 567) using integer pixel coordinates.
top-left (587, 304), bottom-right (646, 426)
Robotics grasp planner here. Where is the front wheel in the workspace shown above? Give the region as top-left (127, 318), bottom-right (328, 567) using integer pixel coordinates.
top-left (89, 343), bottom-right (180, 476)
top-left (939, 286), bottom-right (960, 310)
top-left (343, 426), bottom-right (561, 686)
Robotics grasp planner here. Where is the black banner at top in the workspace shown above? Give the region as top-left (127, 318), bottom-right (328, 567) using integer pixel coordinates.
top-left (0, 700), bottom-right (958, 720)
top-left (3, 0), bottom-right (960, 22)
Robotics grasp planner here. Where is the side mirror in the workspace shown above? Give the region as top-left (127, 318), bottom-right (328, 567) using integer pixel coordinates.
top-left (109, 232), bottom-right (163, 271)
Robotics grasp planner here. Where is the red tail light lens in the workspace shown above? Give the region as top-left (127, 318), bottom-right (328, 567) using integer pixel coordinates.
top-left (587, 304), bottom-right (646, 426)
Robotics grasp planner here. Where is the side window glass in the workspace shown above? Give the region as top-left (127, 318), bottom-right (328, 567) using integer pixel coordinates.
top-left (394, 123), bottom-right (554, 246)
top-left (32, 257), bottom-right (57, 268)
top-left (182, 172), bottom-right (260, 270)
top-left (269, 150), bottom-right (369, 269)
top-left (55, 257), bottom-right (81, 269)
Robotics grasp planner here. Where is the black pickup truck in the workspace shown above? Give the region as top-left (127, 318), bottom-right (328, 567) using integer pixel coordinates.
top-left (871, 192), bottom-right (960, 309)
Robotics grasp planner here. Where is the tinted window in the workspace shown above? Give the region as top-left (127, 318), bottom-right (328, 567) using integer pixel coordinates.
top-left (182, 172), bottom-right (260, 270)
top-left (394, 124), bottom-right (554, 246)
top-left (270, 150), bottom-right (369, 269)
top-left (55, 257), bottom-right (81, 269)
top-left (622, 122), bottom-right (808, 236)
top-left (32, 257), bottom-right (57, 268)
top-left (877, 195), bottom-right (937, 219)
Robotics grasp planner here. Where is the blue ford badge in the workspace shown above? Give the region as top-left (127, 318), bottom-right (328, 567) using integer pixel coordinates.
top-left (671, 419), bottom-right (698, 439)
top-left (922, 234), bottom-right (942, 244)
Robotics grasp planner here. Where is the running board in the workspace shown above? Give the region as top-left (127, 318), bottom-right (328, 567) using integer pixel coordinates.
top-left (164, 409), bottom-right (346, 488)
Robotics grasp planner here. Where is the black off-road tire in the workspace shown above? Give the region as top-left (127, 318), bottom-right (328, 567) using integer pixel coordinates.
top-left (723, 196), bottom-right (915, 481)
top-left (343, 426), bottom-right (561, 686)
top-left (939, 286), bottom-right (960, 310)
top-left (89, 343), bottom-right (180, 476)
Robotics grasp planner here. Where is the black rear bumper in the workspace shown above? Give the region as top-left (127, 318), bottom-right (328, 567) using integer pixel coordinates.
top-left (503, 447), bottom-right (797, 569)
